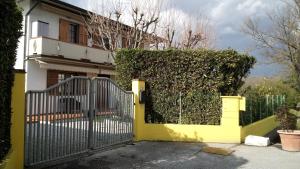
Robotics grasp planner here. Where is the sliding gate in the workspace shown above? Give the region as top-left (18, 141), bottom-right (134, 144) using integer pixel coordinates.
top-left (25, 77), bottom-right (134, 167)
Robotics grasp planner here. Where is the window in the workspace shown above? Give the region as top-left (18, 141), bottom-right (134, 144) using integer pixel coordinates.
top-left (47, 70), bottom-right (87, 95)
top-left (58, 73), bottom-right (72, 83)
top-left (117, 35), bottom-right (122, 48)
top-left (87, 32), bottom-right (93, 47)
top-left (103, 37), bottom-right (110, 49)
top-left (32, 21), bottom-right (49, 37)
top-left (58, 73), bottom-right (76, 94)
top-left (69, 23), bottom-right (79, 43)
top-left (57, 72), bottom-right (83, 83)
top-left (122, 37), bottom-right (128, 48)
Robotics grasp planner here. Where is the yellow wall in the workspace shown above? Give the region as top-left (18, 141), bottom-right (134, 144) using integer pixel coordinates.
top-left (132, 80), bottom-right (278, 144)
top-left (241, 115), bottom-right (278, 142)
top-left (1, 71), bottom-right (25, 169)
top-left (141, 124), bottom-right (242, 143)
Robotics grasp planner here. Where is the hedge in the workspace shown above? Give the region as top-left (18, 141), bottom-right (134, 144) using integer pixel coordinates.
top-left (0, 0), bottom-right (22, 161)
top-left (115, 49), bottom-right (256, 124)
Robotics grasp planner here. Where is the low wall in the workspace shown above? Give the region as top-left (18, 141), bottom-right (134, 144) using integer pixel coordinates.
top-left (241, 115), bottom-right (278, 142)
top-left (139, 124), bottom-right (242, 143)
top-left (1, 71), bottom-right (25, 169)
top-left (132, 80), bottom-right (278, 144)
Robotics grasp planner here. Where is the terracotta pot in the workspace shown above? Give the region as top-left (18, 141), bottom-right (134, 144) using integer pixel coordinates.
top-left (277, 130), bottom-right (300, 151)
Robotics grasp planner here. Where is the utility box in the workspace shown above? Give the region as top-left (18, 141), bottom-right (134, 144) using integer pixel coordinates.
top-left (139, 90), bottom-right (146, 104)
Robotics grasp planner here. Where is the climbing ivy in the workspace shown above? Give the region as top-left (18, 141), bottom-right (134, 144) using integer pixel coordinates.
top-left (115, 49), bottom-right (255, 124)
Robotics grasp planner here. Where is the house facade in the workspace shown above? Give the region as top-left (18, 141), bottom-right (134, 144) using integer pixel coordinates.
top-left (16, 0), bottom-right (138, 91)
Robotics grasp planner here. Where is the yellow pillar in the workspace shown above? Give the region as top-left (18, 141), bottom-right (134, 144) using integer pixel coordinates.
top-left (132, 79), bottom-right (145, 141)
top-left (221, 96), bottom-right (245, 127)
top-left (3, 70), bottom-right (25, 169)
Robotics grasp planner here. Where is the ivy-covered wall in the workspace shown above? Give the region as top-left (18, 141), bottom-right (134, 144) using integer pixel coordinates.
top-left (0, 0), bottom-right (23, 161)
top-left (115, 49), bottom-right (255, 124)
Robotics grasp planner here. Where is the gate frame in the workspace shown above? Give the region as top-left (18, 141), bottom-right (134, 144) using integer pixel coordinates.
top-left (24, 76), bottom-right (134, 168)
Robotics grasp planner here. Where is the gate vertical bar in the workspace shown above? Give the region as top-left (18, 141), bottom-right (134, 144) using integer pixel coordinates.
top-left (88, 79), bottom-right (94, 149)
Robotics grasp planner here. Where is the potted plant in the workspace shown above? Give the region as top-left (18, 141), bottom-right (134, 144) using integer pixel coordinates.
top-left (276, 106), bottom-right (300, 151)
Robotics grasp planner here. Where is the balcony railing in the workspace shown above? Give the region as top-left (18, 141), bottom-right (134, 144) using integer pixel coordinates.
top-left (29, 37), bottom-right (114, 64)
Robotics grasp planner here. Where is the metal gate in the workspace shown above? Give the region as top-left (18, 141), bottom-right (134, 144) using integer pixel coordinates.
top-left (25, 77), bottom-right (134, 167)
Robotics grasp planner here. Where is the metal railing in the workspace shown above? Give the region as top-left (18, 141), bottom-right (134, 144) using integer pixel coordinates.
top-left (240, 95), bottom-right (286, 126)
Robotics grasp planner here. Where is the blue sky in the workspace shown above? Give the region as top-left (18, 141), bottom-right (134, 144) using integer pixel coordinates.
top-left (63, 0), bottom-right (286, 77)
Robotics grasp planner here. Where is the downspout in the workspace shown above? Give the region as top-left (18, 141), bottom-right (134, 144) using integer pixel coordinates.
top-left (23, 0), bottom-right (41, 70)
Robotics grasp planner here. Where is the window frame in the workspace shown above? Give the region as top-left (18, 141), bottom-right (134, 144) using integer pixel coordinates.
top-left (68, 23), bottom-right (79, 44)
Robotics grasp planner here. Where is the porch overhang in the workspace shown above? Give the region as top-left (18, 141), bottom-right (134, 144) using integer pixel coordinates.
top-left (27, 55), bottom-right (116, 75)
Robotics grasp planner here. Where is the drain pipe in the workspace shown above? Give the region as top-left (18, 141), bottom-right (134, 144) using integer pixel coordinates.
top-left (23, 0), bottom-right (41, 70)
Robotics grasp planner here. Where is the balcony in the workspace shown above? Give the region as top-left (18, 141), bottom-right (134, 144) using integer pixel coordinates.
top-left (28, 37), bottom-right (114, 64)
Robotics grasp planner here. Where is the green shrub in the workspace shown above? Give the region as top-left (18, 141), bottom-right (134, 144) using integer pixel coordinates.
top-left (0, 0), bottom-right (23, 161)
top-left (180, 90), bottom-right (221, 124)
top-left (276, 106), bottom-right (297, 130)
top-left (116, 49), bottom-right (255, 124)
top-left (289, 109), bottom-right (300, 130)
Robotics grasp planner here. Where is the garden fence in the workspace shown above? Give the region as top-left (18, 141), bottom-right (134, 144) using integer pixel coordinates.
top-left (240, 95), bottom-right (285, 126)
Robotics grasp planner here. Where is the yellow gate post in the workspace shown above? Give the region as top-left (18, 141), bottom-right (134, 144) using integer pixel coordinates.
top-left (220, 96), bottom-right (245, 143)
top-left (1, 70), bottom-right (25, 169)
top-left (221, 96), bottom-right (245, 127)
top-left (132, 79), bottom-right (145, 141)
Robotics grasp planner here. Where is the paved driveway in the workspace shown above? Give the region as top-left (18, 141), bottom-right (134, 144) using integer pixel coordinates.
top-left (47, 141), bottom-right (300, 169)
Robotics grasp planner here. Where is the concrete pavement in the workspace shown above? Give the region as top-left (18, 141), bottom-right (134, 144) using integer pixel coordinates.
top-left (46, 141), bottom-right (300, 169)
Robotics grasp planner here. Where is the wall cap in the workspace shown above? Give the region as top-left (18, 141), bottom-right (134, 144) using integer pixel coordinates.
top-left (221, 96), bottom-right (242, 99)
top-left (13, 69), bottom-right (26, 73)
top-left (132, 79), bottom-right (145, 82)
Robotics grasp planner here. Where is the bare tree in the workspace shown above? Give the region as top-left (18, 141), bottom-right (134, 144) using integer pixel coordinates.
top-left (178, 16), bottom-right (215, 49)
top-left (158, 9), bottom-right (215, 49)
top-left (84, 0), bottom-right (215, 55)
top-left (129, 0), bottom-right (161, 48)
top-left (157, 8), bottom-right (177, 49)
top-left (84, 0), bottom-right (162, 58)
top-left (243, 0), bottom-right (300, 82)
top-left (84, 6), bottom-right (123, 55)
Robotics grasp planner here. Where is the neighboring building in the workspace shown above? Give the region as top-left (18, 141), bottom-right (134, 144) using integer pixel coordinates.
top-left (16, 0), bottom-right (150, 91)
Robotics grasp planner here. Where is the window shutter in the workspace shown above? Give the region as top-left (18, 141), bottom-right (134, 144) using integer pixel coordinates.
top-left (47, 70), bottom-right (59, 87)
top-left (59, 19), bottom-right (69, 42)
top-left (79, 25), bottom-right (87, 46)
top-left (122, 37), bottom-right (127, 48)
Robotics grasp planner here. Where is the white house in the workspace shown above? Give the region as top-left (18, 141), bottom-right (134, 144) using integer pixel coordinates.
top-left (16, 0), bottom-right (138, 91)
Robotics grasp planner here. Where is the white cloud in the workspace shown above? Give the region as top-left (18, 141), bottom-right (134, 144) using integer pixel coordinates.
top-left (159, 8), bottom-right (194, 28)
top-left (209, 0), bottom-right (279, 25)
top-left (210, 0), bottom-right (230, 20)
top-left (236, 0), bottom-right (266, 15)
top-left (222, 26), bottom-right (235, 34)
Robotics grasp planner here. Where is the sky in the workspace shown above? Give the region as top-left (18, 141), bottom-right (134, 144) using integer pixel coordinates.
top-left (63, 0), bottom-right (287, 77)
